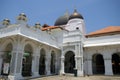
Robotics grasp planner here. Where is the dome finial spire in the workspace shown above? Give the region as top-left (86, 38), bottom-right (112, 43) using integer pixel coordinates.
top-left (74, 6), bottom-right (77, 12)
top-left (69, 8), bottom-right (84, 20)
top-left (64, 9), bottom-right (69, 16)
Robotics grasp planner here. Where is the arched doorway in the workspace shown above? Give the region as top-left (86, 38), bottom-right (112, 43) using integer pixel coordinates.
top-left (65, 51), bottom-right (75, 73)
top-left (92, 54), bottom-right (105, 74)
top-left (39, 48), bottom-right (46, 75)
top-left (22, 44), bottom-right (32, 77)
top-left (112, 53), bottom-right (120, 74)
top-left (1, 43), bottom-right (12, 76)
top-left (50, 51), bottom-right (55, 74)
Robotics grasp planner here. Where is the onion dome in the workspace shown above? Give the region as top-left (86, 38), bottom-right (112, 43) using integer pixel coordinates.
top-left (54, 12), bottom-right (69, 26)
top-left (2, 18), bottom-right (10, 26)
top-left (69, 9), bottom-right (83, 20)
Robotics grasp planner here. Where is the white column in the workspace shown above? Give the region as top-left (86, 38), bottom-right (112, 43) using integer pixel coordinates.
top-left (87, 59), bottom-right (93, 75)
top-left (75, 43), bottom-right (84, 76)
top-left (60, 56), bottom-right (65, 75)
top-left (8, 50), bottom-right (23, 80)
top-left (104, 56), bottom-right (113, 75)
top-left (8, 39), bottom-right (24, 80)
top-left (32, 47), bottom-right (40, 77)
top-left (75, 56), bottom-right (84, 76)
top-left (32, 56), bottom-right (40, 77)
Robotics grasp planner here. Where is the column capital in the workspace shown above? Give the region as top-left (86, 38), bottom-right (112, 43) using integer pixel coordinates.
top-left (103, 54), bottom-right (112, 60)
top-left (12, 50), bottom-right (23, 54)
top-left (104, 58), bottom-right (111, 60)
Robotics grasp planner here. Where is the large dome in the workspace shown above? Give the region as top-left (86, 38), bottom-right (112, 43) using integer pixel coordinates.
top-left (69, 9), bottom-right (83, 20)
top-left (54, 12), bottom-right (69, 26)
top-left (54, 9), bottom-right (83, 26)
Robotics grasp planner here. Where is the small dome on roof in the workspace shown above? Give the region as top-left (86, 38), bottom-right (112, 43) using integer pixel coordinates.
top-left (35, 22), bottom-right (41, 29)
top-left (2, 18), bottom-right (10, 25)
top-left (69, 9), bottom-right (83, 20)
top-left (19, 13), bottom-right (26, 17)
top-left (3, 18), bottom-right (10, 22)
top-left (54, 12), bottom-right (69, 26)
top-left (17, 13), bottom-right (27, 22)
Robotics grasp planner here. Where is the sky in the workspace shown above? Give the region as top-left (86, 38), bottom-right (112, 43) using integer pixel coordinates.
top-left (0, 0), bottom-right (120, 33)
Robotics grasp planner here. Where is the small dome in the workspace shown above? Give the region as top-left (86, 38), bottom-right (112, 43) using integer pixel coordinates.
top-left (35, 22), bottom-right (41, 29)
top-left (19, 13), bottom-right (26, 17)
top-left (54, 12), bottom-right (69, 26)
top-left (69, 9), bottom-right (83, 20)
top-left (3, 18), bottom-right (10, 22)
top-left (2, 18), bottom-right (10, 25)
top-left (17, 13), bottom-right (27, 22)
top-left (35, 22), bottom-right (41, 26)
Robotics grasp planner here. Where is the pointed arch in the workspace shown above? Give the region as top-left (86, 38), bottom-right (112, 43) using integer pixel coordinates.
top-left (50, 50), bottom-right (56, 74)
top-left (22, 44), bottom-right (33, 76)
top-left (39, 48), bottom-right (46, 75)
top-left (64, 51), bottom-right (75, 73)
top-left (112, 52), bottom-right (120, 74)
top-left (92, 54), bottom-right (105, 74)
top-left (1, 43), bottom-right (13, 75)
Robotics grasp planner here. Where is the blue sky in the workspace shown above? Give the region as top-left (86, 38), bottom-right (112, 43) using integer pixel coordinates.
top-left (0, 0), bottom-right (120, 33)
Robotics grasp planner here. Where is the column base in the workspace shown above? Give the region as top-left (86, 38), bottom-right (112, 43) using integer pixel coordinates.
top-left (8, 75), bottom-right (15, 80)
top-left (32, 72), bottom-right (40, 78)
top-left (8, 73), bottom-right (23, 80)
top-left (46, 71), bottom-right (51, 76)
top-left (60, 70), bottom-right (65, 76)
top-left (88, 71), bottom-right (93, 75)
top-left (105, 72), bottom-right (113, 76)
top-left (77, 70), bottom-right (84, 77)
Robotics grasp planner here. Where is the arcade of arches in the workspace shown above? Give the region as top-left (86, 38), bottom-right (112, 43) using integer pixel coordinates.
top-left (0, 42), bottom-right (120, 78)
top-left (91, 53), bottom-right (120, 75)
top-left (0, 43), bottom-right (57, 77)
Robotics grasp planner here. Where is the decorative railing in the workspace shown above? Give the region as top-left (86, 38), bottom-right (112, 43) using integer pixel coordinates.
top-left (0, 24), bottom-right (21, 37)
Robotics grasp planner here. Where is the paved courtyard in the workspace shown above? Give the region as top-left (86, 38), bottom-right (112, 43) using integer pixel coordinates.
top-left (30, 75), bottom-right (120, 80)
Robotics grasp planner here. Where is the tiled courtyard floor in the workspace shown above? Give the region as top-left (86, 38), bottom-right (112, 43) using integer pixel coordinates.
top-left (30, 75), bottom-right (120, 80)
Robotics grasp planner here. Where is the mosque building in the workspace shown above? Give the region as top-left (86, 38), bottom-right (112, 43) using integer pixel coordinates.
top-left (0, 9), bottom-right (120, 80)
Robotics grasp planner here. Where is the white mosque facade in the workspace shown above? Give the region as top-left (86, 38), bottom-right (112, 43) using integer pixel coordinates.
top-left (0, 10), bottom-right (120, 80)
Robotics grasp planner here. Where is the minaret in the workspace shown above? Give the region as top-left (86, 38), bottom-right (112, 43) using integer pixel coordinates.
top-left (16, 13), bottom-right (27, 25)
